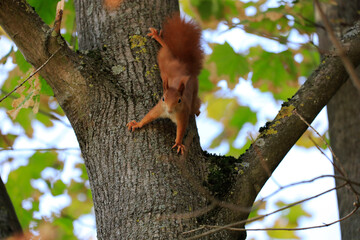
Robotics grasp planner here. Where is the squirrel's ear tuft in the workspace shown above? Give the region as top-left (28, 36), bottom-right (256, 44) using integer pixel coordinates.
top-left (178, 82), bottom-right (185, 95)
top-left (178, 76), bottom-right (189, 95)
top-left (162, 74), bottom-right (169, 90)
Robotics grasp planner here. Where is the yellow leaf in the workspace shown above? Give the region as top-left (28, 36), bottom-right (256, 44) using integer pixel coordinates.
top-left (296, 130), bottom-right (326, 149)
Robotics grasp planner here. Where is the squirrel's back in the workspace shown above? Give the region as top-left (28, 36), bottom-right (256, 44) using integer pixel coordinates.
top-left (162, 13), bottom-right (203, 76)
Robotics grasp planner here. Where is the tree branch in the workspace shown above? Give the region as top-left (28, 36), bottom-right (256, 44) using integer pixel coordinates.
top-left (213, 21), bottom-right (360, 235)
top-left (0, 0), bottom-right (87, 114)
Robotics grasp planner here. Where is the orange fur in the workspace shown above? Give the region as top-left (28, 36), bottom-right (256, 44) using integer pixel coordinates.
top-left (104, 0), bottom-right (123, 10)
top-left (162, 14), bottom-right (203, 76)
top-left (127, 13), bottom-right (203, 154)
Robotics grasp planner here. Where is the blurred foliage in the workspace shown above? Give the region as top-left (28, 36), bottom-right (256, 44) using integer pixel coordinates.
top-left (182, 0), bottom-right (320, 156)
top-left (0, 0), bottom-right (91, 239)
top-left (248, 200), bottom-right (312, 239)
top-left (0, 0), bottom-right (323, 239)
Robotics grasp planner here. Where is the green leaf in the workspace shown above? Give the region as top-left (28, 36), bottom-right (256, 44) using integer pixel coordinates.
top-left (13, 108), bottom-right (34, 137)
top-left (206, 97), bottom-right (234, 121)
top-left (230, 106), bottom-right (257, 129)
top-left (229, 139), bottom-right (252, 158)
top-left (205, 94), bottom-right (257, 155)
top-left (63, 0), bottom-right (77, 48)
top-left (14, 51), bottom-right (32, 73)
top-left (267, 220), bottom-right (300, 239)
top-left (208, 42), bottom-right (249, 86)
top-left (248, 200), bottom-right (267, 220)
top-left (198, 69), bottom-right (215, 93)
top-left (51, 180), bottom-right (67, 196)
top-left (35, 110), bottom-right (54, 128)
top-left (249, 18), bottom-right (278, 34)
top-left (292, 0), bottom-right (316, 34)
top-left (53, 217), bottom-right (76, 239)
top-left (6, 151), bottom-right (59, 228)
top-left (266, 201), bottom-right (311, 238)
top-left (251, 49), bottom-right (300, 100)
top-left (39, 76), bottom-right (54, 96)
top-left (0, 130), bottom-right (18, 148)
top-left (190, 0), bottom-right (237, 20)
top-left (27, 0), bottom-right (58, 25)
top-left (288, 204), bottom-right (311, 225)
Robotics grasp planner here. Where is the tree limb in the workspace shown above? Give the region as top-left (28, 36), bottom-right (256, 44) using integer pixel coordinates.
top-left (0, 0), bottom-right (88, 116)
top-left (214, 21), bottom-right (360, 236)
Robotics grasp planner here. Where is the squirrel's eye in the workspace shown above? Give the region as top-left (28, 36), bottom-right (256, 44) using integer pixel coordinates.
top-left (178, 98), bottom-right (181, 103)
top-left (162, 97), bottom-right (165, 102)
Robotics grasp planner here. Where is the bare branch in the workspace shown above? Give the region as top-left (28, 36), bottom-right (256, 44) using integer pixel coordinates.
top-left (293, 110), bottom-right (345, 175)
top-left (294, 110), bottom-right (360, 199)
top-left (259, 174), bottom-right (360, 203)
top-left (0, 147), bottom-right (80, 152)
top-left (204, 204), bottom-right (359, 233)
top-left (185, 183), bottom-right (347, 239)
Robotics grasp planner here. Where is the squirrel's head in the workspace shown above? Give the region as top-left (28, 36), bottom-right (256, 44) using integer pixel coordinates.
top-left (162, 76), bottom-right (189, 114)
top-left (162, 87), bottom-right (182, 113)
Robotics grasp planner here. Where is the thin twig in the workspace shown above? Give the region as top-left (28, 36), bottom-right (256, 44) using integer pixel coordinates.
top-left (309, 136), bottom-right (344, 177)
top-left (201, 204), bottom-right (358, 233)
top-left (293, 110), bottom-right (359, 200)
top-left (0, 47), bottom-right (62, 103)
top-left (0, 147), bottom-right (79, 152)
top-left (314, 0), bottom-right (360, 93)
top-left (293, 110), bottom-right (345, 176)
top-left (184, 183), bottom-right (346, 239)
top-left (258, 174), bottom-right (360, 204)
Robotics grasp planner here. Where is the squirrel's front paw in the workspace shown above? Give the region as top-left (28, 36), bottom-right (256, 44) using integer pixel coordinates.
top-left (147, 28), bottom-right (160, 38)
top-left (127, 120), bottom-right (141, 132)
top-left (172, 142), bottom-right (185, 155)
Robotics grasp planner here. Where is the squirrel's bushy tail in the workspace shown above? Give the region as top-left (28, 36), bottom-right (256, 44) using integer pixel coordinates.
top-left (162, 13), bottom-right (203, 76)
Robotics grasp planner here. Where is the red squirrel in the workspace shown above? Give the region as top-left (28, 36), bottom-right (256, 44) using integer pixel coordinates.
top-left (127, 13), bottom-right (203, 154)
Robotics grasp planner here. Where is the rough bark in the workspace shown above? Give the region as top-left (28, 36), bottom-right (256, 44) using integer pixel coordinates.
top-left (1, 0), bottom-right (360, 239)
top-left (0, 177), bottom-right (22, 239)
top-left (72, 1), bottom-right (215, 239)
top-left (315, 1), bottom-right (360, 239)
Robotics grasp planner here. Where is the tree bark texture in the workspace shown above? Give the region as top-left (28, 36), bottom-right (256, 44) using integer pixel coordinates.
top-left (316, 1), bottom-right (360, 239)
top-left (73, 0), bottom-right (218, 239)
top-left (0, 177), bottom-right (22, 239)
top-left (2, 0), bottom-right (360, 239)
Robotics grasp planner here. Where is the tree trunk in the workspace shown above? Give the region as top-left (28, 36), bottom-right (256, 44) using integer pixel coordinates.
top-left (0, 177), bottom-right (22, 239)
top-left (316, 1), bottom-right (360, 239)
top-left (73, 0), bottom-right (218, 239)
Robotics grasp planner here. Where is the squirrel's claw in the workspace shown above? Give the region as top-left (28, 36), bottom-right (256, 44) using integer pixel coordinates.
top-left (127, 120), bottom-right (140, 132)
top-left (147, 28), bottom-right (159, 38)
top-left (172, 143), bottom-right (185, 155)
